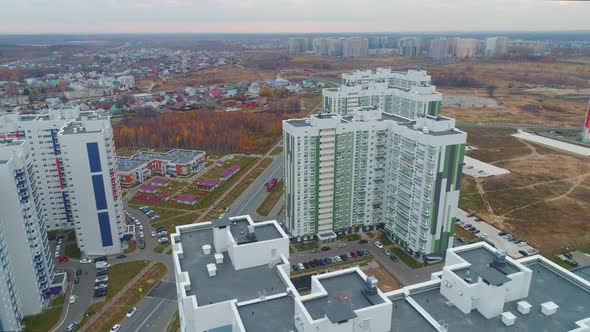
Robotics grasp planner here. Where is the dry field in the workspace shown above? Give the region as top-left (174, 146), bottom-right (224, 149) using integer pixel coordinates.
top-left (458, 127), bottom-right (590, 254)
top-left (138, 65), bottom-right (276, 92)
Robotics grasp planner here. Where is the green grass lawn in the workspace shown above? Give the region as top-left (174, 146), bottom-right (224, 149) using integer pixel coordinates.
top-left (366, 232), bottom-right (375, 238)
top-left (50, 295), bottom-right (65, 307)
top-left (124, 240), bottom-right (137, 254)
top-left (65, 243), bottom-right (81, 259)
top-left (153, 245), bottom-right (167, 254)
top-left (390, 247), bottom-right (423, 269)
top-left (66, 231), bottom-right (76, 242)
top-left (166, 311), bottom-right (180, 332)
top-left (107, 260), bottom-right (150, 300)
top-left (548, 255), bottom-right (573, 270)
top-left (379, 234), bottom-right (393, 246)
top-left (294, 242), bottom-right (318, 251)
top-left (269, 146), bottom-right (283, 155)
top-left (22, 307), bottom-right (62, 332)
top-left (346, 234), bottom-right (361, 241)
top-left (47, 230), bottom-right (59, 241)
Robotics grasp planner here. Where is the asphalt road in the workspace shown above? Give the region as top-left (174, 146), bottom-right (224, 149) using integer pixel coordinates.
top-left (229, 154), bottom-right (284, 221)
top-left (117, 282), bottom-right (178, 332)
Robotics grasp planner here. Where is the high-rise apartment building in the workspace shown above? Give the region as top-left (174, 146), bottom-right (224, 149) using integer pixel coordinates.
top-left (485, 37), bottom-right (508, 57)
top-left (283, 109), bottom-right (466, 256)
top-left (342, 38), bottom-right (369, 57)
top-left (341, 68), bottom-right (431, 89)
top-left (398, 37), bottom-right (423, 56)
top-left (0, 109), bottom-right (124, 256)
top-left (323, 82), bottom-right (442, 118)
top-left (455, 38), bottom-right (478, 58)
top-left (0, 140), bottom-right (55, 328)
top-left (429, 38), bottom-right (449, 59)
top-left (288, 38), bottom-right (310, 54)
top-left (368, 36), bottom-right (388, 49)
top-left (312, 38), bottom-right (343, 56)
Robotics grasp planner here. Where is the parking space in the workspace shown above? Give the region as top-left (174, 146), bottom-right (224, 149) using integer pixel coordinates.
top-left (463, 156), bottom-right (510, 178)
top-left (455, 209), bottom-right (538, 258)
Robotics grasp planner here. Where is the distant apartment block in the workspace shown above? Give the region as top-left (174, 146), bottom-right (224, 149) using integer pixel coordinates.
top-left (429, 38), bottom-right (450, 59)
top-left (341, 68), bottom-right (431, 89)
top-left (117, 149), bottom-right (206, 187)
top-left (342, 38), bottom-right (369, 58)
top-left (0, 109), bottom-right (125, 256)
top-left (485, 37), bottom-right (508, 57)
top-left (323, 81), bottom-right (442, 118)
top-left (312, 38), bottom-right (344, 56)
top-left (283, 109), bottom-right (466, 256)
top-left (456, 38), bottom-right (478, 58)
top-left (398, 37), bottom-right (423, 56)
top-left (172, 217), bottom-right (590, 332)
top-left (0, 141), bottom-right (56, 327)
top-left (288, 38), bottom-right (312, 54)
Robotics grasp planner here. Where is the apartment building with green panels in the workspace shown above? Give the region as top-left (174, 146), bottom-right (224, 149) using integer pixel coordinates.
top-left (283, 109), bottom-right (466, 256)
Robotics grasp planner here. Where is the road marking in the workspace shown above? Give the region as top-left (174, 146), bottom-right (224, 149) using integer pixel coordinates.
top-left (134, 299), bottom-right (164, 332)
top-left (234, 160), bottom-right (283, 215)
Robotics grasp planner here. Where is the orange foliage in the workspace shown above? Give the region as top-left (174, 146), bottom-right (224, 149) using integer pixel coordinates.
top-left (113, 111), bottom-right (282, 153)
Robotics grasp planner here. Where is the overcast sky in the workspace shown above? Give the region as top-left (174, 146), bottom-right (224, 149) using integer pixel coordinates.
top-left (0, 0), bottom-right (588, 34)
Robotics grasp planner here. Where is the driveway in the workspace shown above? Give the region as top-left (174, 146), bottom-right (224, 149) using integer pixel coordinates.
top-left (289, 236), bottom-right (442, 286)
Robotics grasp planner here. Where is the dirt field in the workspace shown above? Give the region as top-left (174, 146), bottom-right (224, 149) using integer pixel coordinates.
top-left (459, 127), bottom-right (590, 254)
top-left (138, 65), bottom-right (276, 92)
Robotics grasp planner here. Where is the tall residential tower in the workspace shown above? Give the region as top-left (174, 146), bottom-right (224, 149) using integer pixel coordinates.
top-left (283, 109), bottom-right (466, 256)
top-left (0, 109), bottom-right (124, 256)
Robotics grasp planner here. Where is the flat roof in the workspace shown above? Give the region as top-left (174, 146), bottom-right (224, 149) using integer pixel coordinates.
top-left (572, 265), bottom-right (590, 282)
top-left (178, 227), bottom-right (286, 304)
top-left (303, 272), bottom-right (384, 321)
top-left (409, 261), bottom-right (590, 332)
top-left (390, 297), bottom-right (437, 332)
top-left (117, 149), bottom-right (205, 172)
top-left (237, 296), bottom-right (297, 332)
top-left (228, 218), bottom-right (283, 245)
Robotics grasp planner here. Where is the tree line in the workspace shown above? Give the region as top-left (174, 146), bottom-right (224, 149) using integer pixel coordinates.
top-left (113, 111), bottom-right (283, 153)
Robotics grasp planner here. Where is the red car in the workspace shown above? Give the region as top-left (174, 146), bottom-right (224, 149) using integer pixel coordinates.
top-left (467, 213), bottom-right (475, 217)
top-left (58, 256), bottom-right (69, 262)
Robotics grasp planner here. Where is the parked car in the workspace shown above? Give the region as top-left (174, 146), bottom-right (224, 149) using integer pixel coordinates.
top-left (303, 262), bottom-right (310, 269)
top-left (359, 239), bottom-right (369, 244)
top-left (336, 243), bottom-right (346, 248)
top-left (311, 248), bottom-right (320, 253)
top-left (80, 258), bottom-right (92, 264)
top-left (471, 229), bottom-right (481, 234)
top-left (95, 256), bottom-right (108, 262)
top-left (159, 238), bottom-right (169, 245)
top-left (156, 226), bottom-right (166, 232)
top-left (467, 213), bottom-right (474, 217)
top-left (384, 249), bottom-right (391, 256)
top-left (564, 252), bottom-right (573, 259)
top-left (565, 259), bottom-right (579, 267)
top-left (111, 324), bottom-right (121, 332)
top-left (96, 277), bottom-right (108, 283)
top-left (518, 242), bottom-right (527, 247)
top-left (94, 291), bottom-right (106, 298)
top-left (456, 237), bottom-right (465, 243)
top-left (479, 233), bottom-right (488, 239)
top-left (298, 263), bottom-right (305, 270)
top-left (116, 254), bottom-right (127, 259)
top-left (58, 255), bottom-right (69, 262)
top-left (321, 246), bottom-right (331, 251)
top-left (518, 250), bottom-right (529, 257)
top-left (292, 264), bottom-right (300, 271)
top-left (527, 248), bottom-right (536, 254)
top-left (464, 223), bottom-right (472, 228)
top-left (474, 218), bottom-right (483, 222)
top-left (350, 251), bottom-right (358, 258)
top-left (340, 254), bottom-right (349, 261)
top-left (126, 307), bottom-right (137, 318)
top-left (390, 255), bottom-right (399, 262)
top-left (151, 231), bottom-right (156, 237)
top-left (69, 295), bottom-right (78, 304)
top-left (74, 276), bottom-right (80, 284)
top-left (498, 231), bottom-right (507, 236)
top-left (66, 322), bottom-right (79, 332)
top-left (374, 241), bottom-right (384, 249)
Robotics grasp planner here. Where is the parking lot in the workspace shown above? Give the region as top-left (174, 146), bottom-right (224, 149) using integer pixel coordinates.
top-left (463, 156), bottom-right (510, 178)
top-left (455, 209), bottom-right (538, 258)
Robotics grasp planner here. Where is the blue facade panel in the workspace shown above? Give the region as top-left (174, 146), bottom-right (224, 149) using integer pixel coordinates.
top-left (86, 142), bottom-right (102, 173)
top-left (91, 175), bottom-right (108, 210)
top-left (98, 212), bottom-right (114, 247)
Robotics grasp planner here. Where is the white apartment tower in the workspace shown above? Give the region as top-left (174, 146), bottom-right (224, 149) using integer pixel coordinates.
top-left (341, 68), bottom-right (431, 88)
top-left (0, 141), bottom-right (55, 329)
top-left (0, 109), bottom-right (124, 256)
top-left (283, 109), bottom-right (466, 256)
